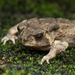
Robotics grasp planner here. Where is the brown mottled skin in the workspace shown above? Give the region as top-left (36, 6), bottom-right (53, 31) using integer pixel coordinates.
top-left (1, 18), bottom-right (75, 64)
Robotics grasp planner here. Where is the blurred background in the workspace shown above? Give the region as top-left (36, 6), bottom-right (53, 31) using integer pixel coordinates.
top-left (0, 0), bottom-right (75, 22)
top-left (0, 0), bottom-right (75, 36)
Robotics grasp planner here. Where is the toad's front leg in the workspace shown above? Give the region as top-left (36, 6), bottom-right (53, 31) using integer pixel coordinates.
top-left (1, 20), bottom-right (27, 45)
top-left (40, 40), bottom-right (69, 64)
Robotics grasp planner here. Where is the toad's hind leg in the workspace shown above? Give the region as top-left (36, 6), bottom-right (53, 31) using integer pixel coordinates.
top-left (40, 40), bottom-right (69, 64)
top-left (1, 20), bottom-right (27, 45)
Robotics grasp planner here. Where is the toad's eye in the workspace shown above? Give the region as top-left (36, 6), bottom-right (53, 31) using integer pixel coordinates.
top-left (35, 33), bottom-right (43, 40)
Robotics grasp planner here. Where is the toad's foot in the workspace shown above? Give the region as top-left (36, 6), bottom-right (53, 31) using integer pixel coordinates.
top-left (40, 40), bottom-right (68, 64)
top-left (40, 53), bottom-right (56, 64)
top-left (1, 35), bottom-right (18, 45)
top-left (40, 55), bottom-right (51, 64)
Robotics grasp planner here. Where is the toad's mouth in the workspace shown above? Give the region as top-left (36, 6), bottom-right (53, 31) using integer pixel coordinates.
top-left (33, 45), bottom-right (51, 51)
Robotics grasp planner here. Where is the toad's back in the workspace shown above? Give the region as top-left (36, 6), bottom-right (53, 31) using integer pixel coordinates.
top-left (54, 18), bottom-right (75, 48)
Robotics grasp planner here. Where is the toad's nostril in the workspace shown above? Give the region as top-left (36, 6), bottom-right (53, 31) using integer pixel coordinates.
top-left (23, 38), bottom-right (28, 43)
